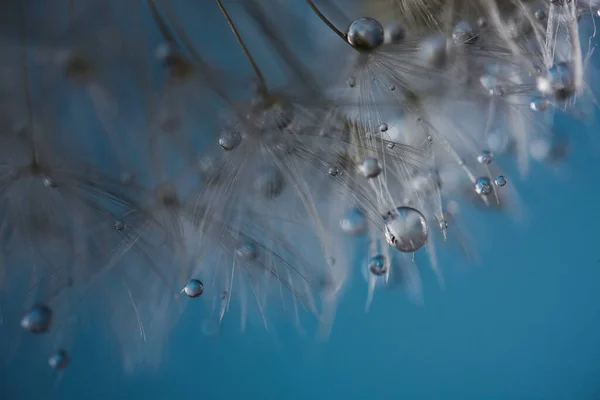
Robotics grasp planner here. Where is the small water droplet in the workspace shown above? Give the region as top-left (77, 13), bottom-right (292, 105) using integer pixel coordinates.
top-left (530, 97), bottom-right (549, 112)
top-left (358, 157), bottom-right (381, 179)
top-left (328, 167), bottom-right (339, 176)
top-left (21, 304), bottom-right (53, 333)
top-left (494, 175), bottom-right (507, 187)
top-left (379, 123), bottom-right (388, 132)
top-left (48, 349), bottom-right (70, 370)
top-left (340, 208), bottom-right (367, 235)
top-left (219, 131), bottom-right (242, 151)
top-left (368, 255), bottom-right (388, 276)
top-left (477, 150), bottom-right (493, 164)
top-left (475, 177), bottom-right (493, 195)
top-left (235, 242), bottom-right (258, 261)
top-left (113, 220), bottom-right (125, 231)
top-left (183, 279), bottom-right (204, 298)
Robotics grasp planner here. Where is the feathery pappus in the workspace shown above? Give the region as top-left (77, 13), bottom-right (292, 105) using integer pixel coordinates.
top-left (0, 0), bottom-right (598, 374)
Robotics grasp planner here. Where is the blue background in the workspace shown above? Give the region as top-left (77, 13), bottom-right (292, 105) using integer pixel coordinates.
top-left (2, 2), bottom-right (600, 399)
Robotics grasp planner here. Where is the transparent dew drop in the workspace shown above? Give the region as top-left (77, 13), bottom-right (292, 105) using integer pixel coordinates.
top-left (379, 123), bottom-right (388, 132)
top-left (119, 172), bottom-right (134, 186)
top-left (389, 85), bottom-right (395, 91)
top-left (346, 17), bottom-right (384, 51)
top-left (358, 157), bottom-right (382, 179)
top-left (537, 63), bottom-right (575, 100)
top-left (530, 97), bottom-right (549, 112)
top-left (487, 130), bottom-right (512, 154)
top-left (419, 34), bottom-right (448, 68)
top-left (347, 77), bottom-right (357, 88)
top-left (254, 166), bottom-right (285, 199)
top-left (48, 349), bottom-right (70, 370)
top-left (183, 279), bottom-right (204, 298)
top-left (42, 176), bottom-right (57, 188)
top-left (452, 21), bottom-right (478, 44)
top-left (495, 175), bottom-right (507, 187)
top-left (21, 304), bottom-right (53, 333)
top-left (328, 167), bottom-right (339, 177)
top-left (475, 177), bottom-right (493, 195)
top-left (477, 150), bottom-right (493, 165)
top-left (535, 9), bottom-right (546, 20)
top-left (219, 131), bottom-right (242, 151)
top-left (235, 242), bottom-right (258, 261)
top-left (340, 208), bottom-right (367, 235)
top-left (384, 22), bottom-right (405, 44)
top-left (368, 255), bottom-right (388, 276)
top-left (113, 220), bottom-right (125, 231)
top-left (384, 207), bottom-right (429, 253)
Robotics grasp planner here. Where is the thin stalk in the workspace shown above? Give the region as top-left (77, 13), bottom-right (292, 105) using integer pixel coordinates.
top-left (216, 0), bottom-right (267, 93)
top-left (304, 0), bottom-right (348, 42)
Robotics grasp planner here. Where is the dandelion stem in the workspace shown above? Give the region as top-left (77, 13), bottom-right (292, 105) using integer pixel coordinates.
top-left (216, 0), bottom-right (267, 93)
top-left (18, 4), bottom-right (38, 165)
top-left (304, 0), bottom-right (348, 42)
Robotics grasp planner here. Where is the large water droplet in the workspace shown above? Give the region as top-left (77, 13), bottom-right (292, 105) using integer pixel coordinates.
top-left (347, 18), bottom-right (384, 51)
top-left (494, 175), bottom-right (507, 187)
top-left (384, 207), bottom-right (429, 253)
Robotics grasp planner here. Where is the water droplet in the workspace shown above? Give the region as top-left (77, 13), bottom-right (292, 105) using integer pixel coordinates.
top-left (536, 63), bottom-right (575, 100)
top-left (328, 167), bottom-right (339, 176)
top-left (235, 242), bottom-right (258, 261)
top-left (48, 349), bottom-right (70, 370)
top-left (255, 166), bottom-right (284, 198)
top-left (340, 208), bottom-right (367, 235)
top-left (113, 220), bottom-right (125, 231)
top-left (42, 176), bottom-right (57, 188)
top-left (530, 97), bottom-right (549, 112)
top-left (384, 207), bottom-right (429, 253)
top-left (475, 177), bottom-right (493, 195)
top-left (452, 21), bottom-right (478, 44)
top-left (419, 34), bottom-right (448, 68)
top-left (534, 9), bottom-right (546, 20)
top-left (358, 157), bottom-right (381, 179)
top-left (346, 18), bottom-right (384, 51)
top-left (219, 131), bottom-right (242, 151)
top-left (347, 77), bottom-right (356, 87)
top-left (384, 23), bottom-right (405, 44)
top-left (21, 304), bottom-right (53, 333)
top-left (379, 123), bottom-right (388, 132)
top-left (494, 175), bottom-right (507, 187)
top-left (389, 85), bottom-right (396, 91)
top-left (477, 150), bottom-right (493, 164)
top-left (368, 255), bottom-right (388, 276)
top-left (183, 279), bottom-right (204, 298)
